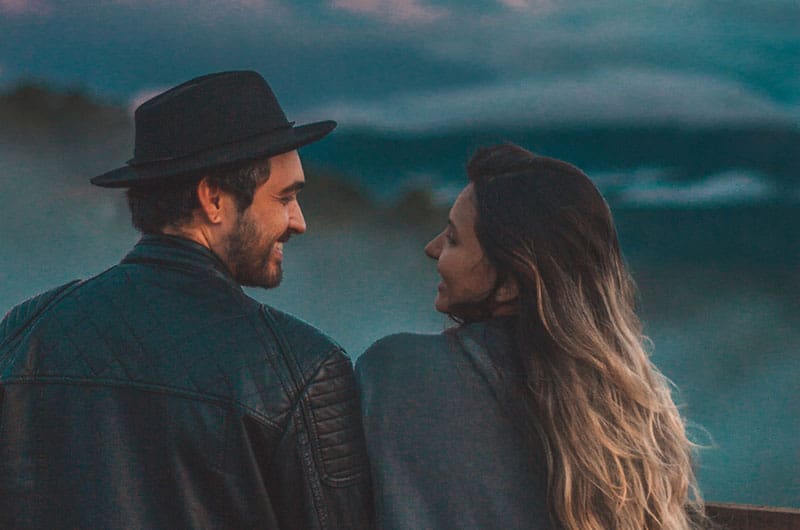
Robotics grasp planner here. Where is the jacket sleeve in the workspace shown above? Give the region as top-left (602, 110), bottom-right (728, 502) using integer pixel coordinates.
top-left (266, 348), bottom-right (374, 530)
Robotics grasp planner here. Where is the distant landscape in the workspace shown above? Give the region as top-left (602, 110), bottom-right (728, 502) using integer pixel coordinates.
top-left (1, 84), bottom-right (798, 507)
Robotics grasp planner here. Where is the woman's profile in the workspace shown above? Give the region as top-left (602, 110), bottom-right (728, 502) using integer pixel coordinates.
top-left (355, 144), bottom-right (706, 529)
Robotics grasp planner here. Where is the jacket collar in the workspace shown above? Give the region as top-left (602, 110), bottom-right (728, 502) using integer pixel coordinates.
top-left (121, 234), bottom-right (240, 290)
top-left (455, 316), bottom-right (519, 372)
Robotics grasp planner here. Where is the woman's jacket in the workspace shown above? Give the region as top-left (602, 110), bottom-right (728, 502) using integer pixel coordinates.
top-left (356, 318), bottom-right (552, 530)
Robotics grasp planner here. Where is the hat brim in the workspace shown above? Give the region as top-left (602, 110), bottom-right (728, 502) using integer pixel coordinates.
top-left (90, 120), bottom-right (336, 188)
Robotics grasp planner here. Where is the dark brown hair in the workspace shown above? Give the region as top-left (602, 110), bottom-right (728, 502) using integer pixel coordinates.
top-left (465, 144), bottom-right (705, 529)
top-left (126, 158), bottom-right (270, 234)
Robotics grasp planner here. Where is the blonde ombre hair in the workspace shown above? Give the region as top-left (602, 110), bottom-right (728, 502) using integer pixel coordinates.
top-left (465, 144), bottom-right (706, 529)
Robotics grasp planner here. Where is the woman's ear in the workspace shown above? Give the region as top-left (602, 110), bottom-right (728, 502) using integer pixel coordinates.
top-left (495, 276), bottom-right (519, 304)
top-left (196, 177), bottom-right (225, 224)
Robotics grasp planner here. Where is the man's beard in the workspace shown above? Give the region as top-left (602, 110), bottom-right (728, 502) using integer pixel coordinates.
top-left (224, 212), bottom-right (283, 288)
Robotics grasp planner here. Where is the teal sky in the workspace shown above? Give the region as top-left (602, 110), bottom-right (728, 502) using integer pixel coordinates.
top-left (1, 0), bottom-right (798, 129)
top-left (2, 3), bottom-right (799, 509)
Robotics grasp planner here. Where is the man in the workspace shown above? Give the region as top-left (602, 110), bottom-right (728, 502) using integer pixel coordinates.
top-left (0, 71), bottom-right (372, 529)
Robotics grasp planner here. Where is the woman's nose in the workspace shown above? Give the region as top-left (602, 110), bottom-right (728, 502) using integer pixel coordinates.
top-left (424, 233), bottom-right (442, 260)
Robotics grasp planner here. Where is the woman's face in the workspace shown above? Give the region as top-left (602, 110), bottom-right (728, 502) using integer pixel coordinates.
top-left (424, 184), bottom-right (498, 315)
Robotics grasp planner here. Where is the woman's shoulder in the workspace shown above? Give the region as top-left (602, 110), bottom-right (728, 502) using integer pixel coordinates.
top-left (368, 330), bottom-right (449, 350)
top-left (355, 330), bottom-right (482, 413)
top-left (357, 320), bottom-right (513, 374)
top-left (357, 331), bottom-right (466, 388)
top-left (357, 331), bottom-right (449, 371)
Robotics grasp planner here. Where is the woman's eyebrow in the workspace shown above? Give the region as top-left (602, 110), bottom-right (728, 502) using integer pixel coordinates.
top-left (447, 219), bottom-right (458, 236)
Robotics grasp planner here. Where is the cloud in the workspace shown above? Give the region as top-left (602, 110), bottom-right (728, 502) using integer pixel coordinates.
top-left (108, 0), bottom-right (286, 14)
top-left (330, 0), bottom-right (448, 23)
top-left (619, 170), bottom-right (777, 207)
top-left (127, 86), bottom-right (170, 115)
top-left (0, 0), bottom-right (52, 16)
top-left (496, 0), bottom-right (557, 12)
top-left (1, 0), bottom-right (795, 116)
top-left (307, 68), bottom-right (799, 130)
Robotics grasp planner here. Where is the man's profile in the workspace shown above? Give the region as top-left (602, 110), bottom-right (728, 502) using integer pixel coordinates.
top-left (0, 71), bottom-right (372, 529)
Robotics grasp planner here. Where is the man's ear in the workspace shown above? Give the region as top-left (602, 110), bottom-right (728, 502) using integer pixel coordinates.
top-left (196, 177), bottom-right (225, 224)
top-left (494, 276), bottom-right (519, 304)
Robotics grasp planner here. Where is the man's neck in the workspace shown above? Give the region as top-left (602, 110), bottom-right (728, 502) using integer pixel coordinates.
top-left (160, 225), bottom-right (212, 250)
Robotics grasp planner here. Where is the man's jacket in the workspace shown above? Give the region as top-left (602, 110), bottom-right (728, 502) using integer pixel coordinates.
top-left (0, 235), bottom-right (372, 529)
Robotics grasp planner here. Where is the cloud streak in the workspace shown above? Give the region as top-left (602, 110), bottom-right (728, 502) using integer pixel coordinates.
top-left (308, 68), bottom-right (799, 130)
top-left (1, 0), bottom-right (796, 130)
top-left (620, 170), bottom-right (777, 207)
top-left (496, 0), bottom-right (557, 13)
top-left (330, 0), bottom-right (448, 23)
top-left (0, 0), bottom-right (51, 16)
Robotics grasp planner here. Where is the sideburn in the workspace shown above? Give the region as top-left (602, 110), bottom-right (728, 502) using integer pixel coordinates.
top-left (223, 211), bottom-right (274, 288)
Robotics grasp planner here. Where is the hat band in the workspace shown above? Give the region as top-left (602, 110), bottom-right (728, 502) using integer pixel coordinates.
top-left (126, 122), bottom-right (296, 167)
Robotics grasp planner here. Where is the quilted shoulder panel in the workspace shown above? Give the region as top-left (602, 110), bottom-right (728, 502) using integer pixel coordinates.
top-left (261, 306), bottom-right (345, 381)
top-left (0, 280), bottom-right (81, 350)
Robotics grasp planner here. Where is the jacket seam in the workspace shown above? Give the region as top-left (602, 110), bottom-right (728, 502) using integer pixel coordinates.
top-left (253, 306), bottom-right (299, 406)
top-left (258, 307), bottom-right (306, 395)
top-left (265, 324), bottom-right (339, 529)
top-left (0, 377), bottom-right (283, 433)
top-left (294, 405), bottom-right (329, 530)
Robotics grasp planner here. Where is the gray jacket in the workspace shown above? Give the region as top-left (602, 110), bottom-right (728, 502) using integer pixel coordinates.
top-left (355, 319), bottom-right (552, 530)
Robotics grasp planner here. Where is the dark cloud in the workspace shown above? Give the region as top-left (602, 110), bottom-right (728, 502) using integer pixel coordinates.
top-left (1, 0), bottom-right (797, 125)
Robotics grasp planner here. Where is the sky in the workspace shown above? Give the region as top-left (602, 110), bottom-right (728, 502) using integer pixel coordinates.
top-left (1, 0), bottom-right (799, 130)
top-left (2, 3), bottom-right (799, 505)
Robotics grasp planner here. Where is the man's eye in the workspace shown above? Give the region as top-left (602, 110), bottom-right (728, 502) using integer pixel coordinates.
top-left (445, 233), bottom-right (456, 245)
top-left (279, 196), bottom-right (292, 205)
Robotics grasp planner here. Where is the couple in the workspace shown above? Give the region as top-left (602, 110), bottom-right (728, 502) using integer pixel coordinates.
top-left (0, 71), bottom-right (705, 529)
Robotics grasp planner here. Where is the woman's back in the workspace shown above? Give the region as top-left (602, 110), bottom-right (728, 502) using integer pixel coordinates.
top-left (356, 319), bottom-right (552, 530)
top-left (357, 144), bottom-right (705, 529)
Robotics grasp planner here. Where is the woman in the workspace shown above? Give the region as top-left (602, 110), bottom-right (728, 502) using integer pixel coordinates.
top-left (355, 144), bottom-right (706, 529)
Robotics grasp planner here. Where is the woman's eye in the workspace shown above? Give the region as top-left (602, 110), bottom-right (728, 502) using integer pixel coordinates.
top-left (445, 233), bottom-right (456, 245)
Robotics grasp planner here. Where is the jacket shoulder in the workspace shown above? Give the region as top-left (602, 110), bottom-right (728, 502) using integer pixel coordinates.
top-left (261, 306), bottom-right (347, 378)
top-left (356, 331), bottom-right (448, 379)
top-left (0, 280), bottom-right (82, 347)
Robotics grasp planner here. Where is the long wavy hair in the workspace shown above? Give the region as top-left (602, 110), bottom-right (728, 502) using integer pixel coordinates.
top-left (463, 144), bottom-right (706, 529)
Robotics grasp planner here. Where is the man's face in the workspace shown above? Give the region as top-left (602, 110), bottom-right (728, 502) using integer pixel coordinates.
top-left (223, 150), bottom-right (306, 288)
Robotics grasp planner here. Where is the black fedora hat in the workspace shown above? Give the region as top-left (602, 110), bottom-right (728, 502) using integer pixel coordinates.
top-left (91, 70), bottom-right (336, 187)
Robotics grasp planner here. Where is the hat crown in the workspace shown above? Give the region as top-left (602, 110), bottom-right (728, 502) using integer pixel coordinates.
top-left (131, 71), bottom-right (291, 165)
top-left (90, 70), bottom-right (336, 188)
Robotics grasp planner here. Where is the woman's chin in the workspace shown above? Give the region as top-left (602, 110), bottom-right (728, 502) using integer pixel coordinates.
top-left (433, 296), bottom-right (448, 314)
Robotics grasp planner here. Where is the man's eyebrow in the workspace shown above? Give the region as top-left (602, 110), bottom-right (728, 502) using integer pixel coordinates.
top-left (279, 181), bottom-right (305, 194)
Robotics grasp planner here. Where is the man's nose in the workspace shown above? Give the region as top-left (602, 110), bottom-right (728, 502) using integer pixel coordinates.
top-left (290, 201), bottom-right (307, 234)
